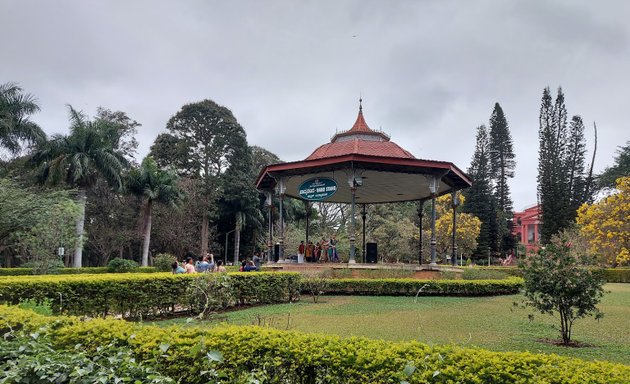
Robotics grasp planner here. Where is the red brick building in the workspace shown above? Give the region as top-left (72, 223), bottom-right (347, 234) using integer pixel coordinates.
top-left (512, 204), bottom-right (542, 254)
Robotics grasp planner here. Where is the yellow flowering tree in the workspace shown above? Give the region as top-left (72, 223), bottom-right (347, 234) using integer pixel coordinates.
top-left (576, 176), bottom-right (630, 266)
top-left (422, 193), bottom-right (482, 262)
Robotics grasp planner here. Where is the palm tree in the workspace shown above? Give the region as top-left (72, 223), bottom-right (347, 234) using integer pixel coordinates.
top-left (0, 82), bottom-right (46, 156)
top-left (127, 156), bottom-right (183, 266)
top-left (32, 106), bottom-right (127, 267)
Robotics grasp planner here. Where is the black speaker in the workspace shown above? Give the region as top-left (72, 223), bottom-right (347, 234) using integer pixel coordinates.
top-left (366, 242), bottom-right (377, 263)
top-left (274, 244), bottom-right (280, 262)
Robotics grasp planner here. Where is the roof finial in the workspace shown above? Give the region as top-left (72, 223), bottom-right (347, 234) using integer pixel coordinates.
top-left (359, 95), bottom-right (363, 112)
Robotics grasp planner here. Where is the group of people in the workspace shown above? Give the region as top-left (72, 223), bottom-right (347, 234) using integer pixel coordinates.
top-left (171, 252), bottom-right (227, 274)
top-left (298, 235), bottom-right (339, 263)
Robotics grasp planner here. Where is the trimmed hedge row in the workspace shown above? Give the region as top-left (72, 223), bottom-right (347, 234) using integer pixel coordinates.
top-left (603, 268), bottom-right (630, 283)
top-left (315, 276), bottom-right (523, 296)
top-left (0, 306), bottom-right (628, 384)
top-left (0, 272), bottom-right (301, 318)
top-left (0, 266), bottom-right (159, 276)
top-left (460, 267), bottom-right (630, 283)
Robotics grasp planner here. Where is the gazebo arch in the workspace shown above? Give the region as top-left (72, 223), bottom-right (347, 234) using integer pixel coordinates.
top-left (256, 100), bottom-right (472, 265)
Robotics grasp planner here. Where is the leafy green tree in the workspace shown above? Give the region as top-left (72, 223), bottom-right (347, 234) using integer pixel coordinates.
top-left (220, 145), bottom-right (263, 264)
top-left (152, 99), bottom-right (249, 255)
top-left (0, 82), bottom-right (45, 158)
top-left (519, 231), bottom-right (605, 345)
top-left (31, 106), bottom-right (129, 267)
top-left (0, 179), bottom-right (79, 270)
top-left (127, 156), bottom-right (183, 266)
top-left (84, 179), bottom-right (139, 266)
top-left (462, 125), bottom-right (498, 259)
top-left (597, 141), bottom-right (630, 191)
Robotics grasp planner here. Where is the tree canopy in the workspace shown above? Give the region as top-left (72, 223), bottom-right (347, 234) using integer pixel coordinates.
top-left (0, 82), bottom-right (45, 158)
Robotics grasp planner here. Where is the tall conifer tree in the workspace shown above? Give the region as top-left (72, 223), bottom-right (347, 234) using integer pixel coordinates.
top-left (538, 87), bottom-right (593, 243)
top-left (462, 125), bottom-right (498, 258)
top-left (488, 103), bottom-right (516, 255)
top-left (488, 102), bottom-right (516, 213)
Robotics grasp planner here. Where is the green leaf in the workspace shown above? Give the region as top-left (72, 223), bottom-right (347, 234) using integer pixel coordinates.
top-left (402, 363), bottom-right (416, 377)
top-left (207, 351), bottom-right (223, 362)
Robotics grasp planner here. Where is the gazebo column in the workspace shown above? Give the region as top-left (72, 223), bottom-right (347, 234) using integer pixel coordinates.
top-left (349, 186), bottom-right (357, 264)
top-left (361, 204), bottom-right (367, 263)
top-left (451, 191), bottom-right (459, 266)
top-left (428, 175), bottom-right (439, 266)
top-left (276, 178), bottom-right (286, 262)
top-left (418, 200), bottom-right (424, 264)
top-left (266, 191), bottom-right (274, 263)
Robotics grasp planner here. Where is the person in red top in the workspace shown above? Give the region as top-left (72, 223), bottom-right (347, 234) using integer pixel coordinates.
top-left (298, 240), bottom-right (305, 263)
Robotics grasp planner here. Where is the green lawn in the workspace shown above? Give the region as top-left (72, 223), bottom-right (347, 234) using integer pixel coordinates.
top-left (152, 283), bottom-right (630, 364)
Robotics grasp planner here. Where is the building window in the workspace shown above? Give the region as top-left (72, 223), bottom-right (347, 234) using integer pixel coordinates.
top-left (527, 225), bottom-right (535, 244)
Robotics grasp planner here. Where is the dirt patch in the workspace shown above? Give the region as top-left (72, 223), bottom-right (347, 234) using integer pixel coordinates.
top-left (537, 338), bottom-right (595, 348)
top-left (412, 271), bottom-right (442, 280)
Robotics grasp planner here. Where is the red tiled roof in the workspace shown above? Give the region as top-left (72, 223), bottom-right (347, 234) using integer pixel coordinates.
top-left (350, 108), bottom-right (371, 132)
top-left (308, 102), bottom-right (414, 160)
top-left (306, 139), bottom-right (416, 160)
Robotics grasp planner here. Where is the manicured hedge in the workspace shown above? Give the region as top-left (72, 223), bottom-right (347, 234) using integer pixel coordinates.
top-left (0, 272), bottom-right (301, 318)
top-left (0, 266), bottom-right (159, 276)
top-left (0, 306), bottom-right (628, 384)
top-left (603, 268), bottom-right (630, 283)
top-left (462, 267), bottom-right (630, 283)
top-left (315, 276), bottom-right (523, 296)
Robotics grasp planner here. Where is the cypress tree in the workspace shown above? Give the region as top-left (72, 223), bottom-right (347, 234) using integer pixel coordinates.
top-left (462, 125), bottom-right (498, 259)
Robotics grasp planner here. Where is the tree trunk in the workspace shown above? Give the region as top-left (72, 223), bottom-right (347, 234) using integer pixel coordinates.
top-left (233, 213), bottom-right (241, 265)
top-left (201, 210), bottom-right (209, 255)
top-left (74, 189), bottom-right (87, 268)
top-left (141, 200), bottom-right (153, 267)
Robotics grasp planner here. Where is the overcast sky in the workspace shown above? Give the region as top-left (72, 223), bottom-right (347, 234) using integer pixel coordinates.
top-left (2, 0), bottom-right (628, 210)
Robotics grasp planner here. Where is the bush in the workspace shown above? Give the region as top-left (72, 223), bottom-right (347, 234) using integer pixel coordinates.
top-left (312, 277), bottom-right (523, 296)
top-left (107, 257), bottom-right (139, 273)
top-left (22, 259), bottom-right (65, 275)
top-left (461, 268), bottom-right (511, 280)
top-left (0, 325), bottom-right (175, 383)
top-left (0, 272), bottom-right (301, 319)
top-left (519, 235), bottom-right (605, 345)
top-left (0, 306), bottom-right (628, 384)
top-left (0, 266), bottom-right (159, 276)
top-left (154, 253), bottom-right (177, 272)
top-left (603, 268), bottom-right (630, 283)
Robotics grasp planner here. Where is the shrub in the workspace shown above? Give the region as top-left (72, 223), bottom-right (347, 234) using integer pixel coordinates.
top-left (22, 259), bottom-right (65, 275)
top-left (603, 268), bottom-right (630, 283)
top-left (107, 257), bottom-right (139, 273)
top-left (0, 306), bottom-right (628, 384)
top-left (154, 253), bottom-right (176, 272)
top-left (519, 234), bottom-right (605, 345)
top-left (0, 326), bottom-right (175, 383)
top-left (461, 268), bottom-right (511, 280)
top-left (186, 273), bottom-right (236, 318)
top-left (313, 277), bottom-right (523, 296)
top-left (0, 272), bottom-right (301, 319)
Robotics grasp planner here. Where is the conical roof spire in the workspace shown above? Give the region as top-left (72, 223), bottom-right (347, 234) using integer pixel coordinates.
top-left (350, 98), bottom-right (371, 132)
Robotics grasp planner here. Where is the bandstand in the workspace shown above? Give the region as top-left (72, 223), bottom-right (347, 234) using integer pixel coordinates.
top-left (255, 100), bottom-right (472, 267)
